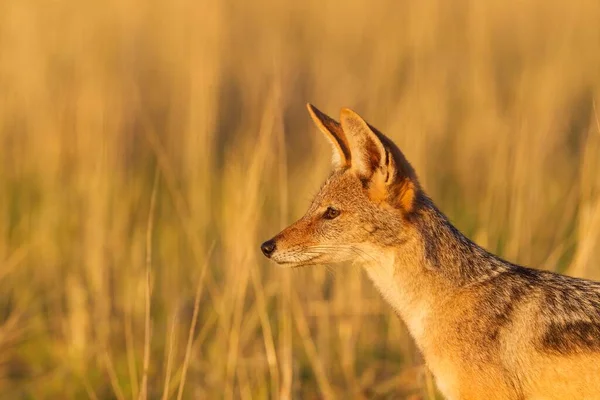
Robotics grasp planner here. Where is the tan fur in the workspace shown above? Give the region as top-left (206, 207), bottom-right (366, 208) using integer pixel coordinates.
top-left (261, 105), bottom-right (600, 399)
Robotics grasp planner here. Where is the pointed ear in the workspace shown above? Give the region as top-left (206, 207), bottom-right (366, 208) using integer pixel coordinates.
top-left (340, 108), bottom-right (387, 177)
top-left (340, 108), bottom-right (420, 212)
top-left (307, 104), bottom-right (351, 169)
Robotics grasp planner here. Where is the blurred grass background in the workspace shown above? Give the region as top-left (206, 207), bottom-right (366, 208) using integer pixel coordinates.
top-left (1, 0), bottom-right (600, 398)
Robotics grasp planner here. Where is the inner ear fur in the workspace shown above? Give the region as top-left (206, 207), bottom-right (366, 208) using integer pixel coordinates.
top-left (376, 131), bottom-right (420, 212)
top-left (340, 108), bottom-right (420, 212)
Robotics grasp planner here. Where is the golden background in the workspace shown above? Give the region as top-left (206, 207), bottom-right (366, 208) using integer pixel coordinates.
top-left (0, 0), bottom-right (599, 398)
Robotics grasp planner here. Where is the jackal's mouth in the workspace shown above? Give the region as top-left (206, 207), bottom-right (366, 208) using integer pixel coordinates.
top-left (276, 261), bottom-right (312, 269)
top-left (271, 252), bottom-right (322, 268)
top-left (268, 245), bottom-right (364, 267)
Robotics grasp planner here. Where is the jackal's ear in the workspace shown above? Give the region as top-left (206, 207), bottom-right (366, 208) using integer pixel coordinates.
top-left (307, 104), bottom-right (351, 169)
top-left (340, 108), bottom-right (419, 211)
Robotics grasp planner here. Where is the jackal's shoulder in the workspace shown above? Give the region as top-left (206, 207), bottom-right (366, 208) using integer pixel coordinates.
top-left (529, 268), bottom-right (600, 354)
top-left (476, 265), bottom-right (600, 355)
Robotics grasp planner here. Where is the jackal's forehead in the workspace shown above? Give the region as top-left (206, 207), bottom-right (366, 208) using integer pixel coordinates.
top-left (310, 170), bottom-right (367, 209)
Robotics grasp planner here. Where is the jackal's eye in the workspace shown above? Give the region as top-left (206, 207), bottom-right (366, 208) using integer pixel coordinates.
top-left (323, 207), bottom-right (340, 220)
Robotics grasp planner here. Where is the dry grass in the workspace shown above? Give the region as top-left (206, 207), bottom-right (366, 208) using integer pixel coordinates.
top-left (0, 0), bottom-right (599, 398)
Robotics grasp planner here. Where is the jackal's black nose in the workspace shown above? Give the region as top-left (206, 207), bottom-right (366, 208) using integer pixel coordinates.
top-left (261, 240), bottom-right (276, 257)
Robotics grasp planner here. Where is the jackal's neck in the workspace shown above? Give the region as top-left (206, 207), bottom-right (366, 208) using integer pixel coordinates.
top-left (413, 195), bottom-right (513, 286)
top-left (362, 194), bottom-right (513, 344)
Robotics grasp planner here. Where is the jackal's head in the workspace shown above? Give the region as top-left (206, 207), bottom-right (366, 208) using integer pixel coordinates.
top-left (261, 104), bottom-right (422, 267)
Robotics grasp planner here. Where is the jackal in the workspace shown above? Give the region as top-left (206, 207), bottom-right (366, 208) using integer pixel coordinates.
top-left (261, 104), bottom-right (600, 399)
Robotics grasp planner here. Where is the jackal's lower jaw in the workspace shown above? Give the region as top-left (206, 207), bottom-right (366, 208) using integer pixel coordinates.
top-left (270, 252), bottom-right (322, 268)
top-left (271, 248), bottom-right (357, 268)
